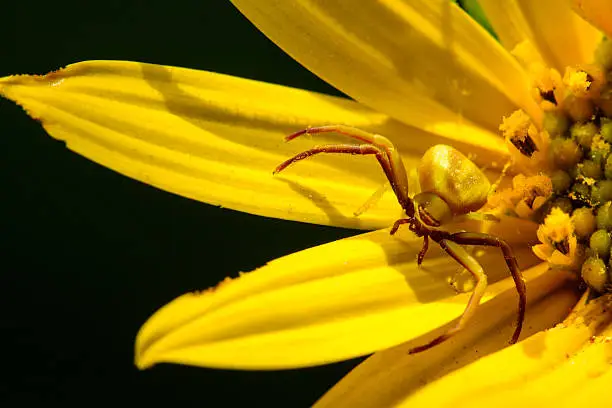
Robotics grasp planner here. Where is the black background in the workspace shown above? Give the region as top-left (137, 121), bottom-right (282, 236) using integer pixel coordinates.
top-left (0, 1), bottom-right (369, 405)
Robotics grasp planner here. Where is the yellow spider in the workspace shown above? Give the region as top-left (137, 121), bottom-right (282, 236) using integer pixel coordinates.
top-left (274, 125), bottom-right (526, 354)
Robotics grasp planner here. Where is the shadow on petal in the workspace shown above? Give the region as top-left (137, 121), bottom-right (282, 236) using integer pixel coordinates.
top-left (315, 264), bottom-right (579, 407)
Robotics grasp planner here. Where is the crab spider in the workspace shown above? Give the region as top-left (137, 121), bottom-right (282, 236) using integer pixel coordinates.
top-left (273, 125), bottom-right (526, 355)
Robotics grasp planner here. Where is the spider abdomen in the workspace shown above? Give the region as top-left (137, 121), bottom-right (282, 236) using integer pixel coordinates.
top-left (418, 144), bottom-right (490, 215)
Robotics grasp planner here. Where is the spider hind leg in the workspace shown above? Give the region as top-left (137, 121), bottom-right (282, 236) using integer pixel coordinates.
top-left (449, 232), bottom-right (526, 344)
top-left (408, 239), bottom-right (487, 354)
top-left (408, 231), bottom-right (527, 355)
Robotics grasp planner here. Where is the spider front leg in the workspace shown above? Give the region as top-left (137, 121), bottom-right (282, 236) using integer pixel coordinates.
top-left (273, 126), bottom-right (414, 215)
top-left (390, 218), bottom-right (430, 265)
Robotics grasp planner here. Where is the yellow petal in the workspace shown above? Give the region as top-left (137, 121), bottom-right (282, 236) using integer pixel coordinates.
top-left (315, 278), bottom-right (579, 407)
top-left (230, 0), bottom-right (539, 149)
top-left (572, 0), bottom-right (612, 39)
top-left (136, 217), bottom-right (543, 370)
top-left (480, 0), bottom-right (601, 71)
top-left (0, 60), bottom-right (498, 230)
top-left (478, 1), bottom-right (544, 64)
top-left (399, 292), bottom-right (612, 407)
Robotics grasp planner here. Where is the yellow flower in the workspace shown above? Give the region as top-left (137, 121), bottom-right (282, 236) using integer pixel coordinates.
top-left (3, 0), bottom-right (612, 406)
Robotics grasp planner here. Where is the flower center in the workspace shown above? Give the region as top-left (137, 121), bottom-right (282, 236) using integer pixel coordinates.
top-left (489, 36), bottom-right (612, 294)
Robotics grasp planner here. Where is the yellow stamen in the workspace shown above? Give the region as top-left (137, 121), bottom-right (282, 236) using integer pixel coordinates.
top-left (499, 110), bottom-right (550, 174)
top-left (564, 67), bottom-right (593, 97)
top-left (529, 64), bottom-right (564, 110)
top-left (533, 208), bottom-right (584, 269)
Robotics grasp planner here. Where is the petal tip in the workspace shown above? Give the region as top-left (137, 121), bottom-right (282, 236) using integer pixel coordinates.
top-left (134, 327), bottom-right (161, 370)
top-left (134, 350), bottom-right (156, 370)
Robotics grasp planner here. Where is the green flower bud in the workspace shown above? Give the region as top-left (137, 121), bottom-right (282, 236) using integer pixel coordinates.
top-left (582, 256), bottom-right (608, 293)
top-left (592, 180), bottom-right (612, 205)
top-left (601, 117), bottom-right (612, 144)
top-left (596, 202), bottom-right (612, 230)
top-left (579, 160), bottom-right (603, 180)
top-left (550, 170), bottom-right (571, 194)
top-left (571, 122), bottom-right (598, 148)
top-left (605, 155), bottom-right (612, 180)
top-left (550, 138), bottom-right (582, 170)
top-left (590, 229), bottom-right (612, 259)
top-left (572, 208), bottom-right (597, 240)
top-left (543, 112), bottom-right (569, 138)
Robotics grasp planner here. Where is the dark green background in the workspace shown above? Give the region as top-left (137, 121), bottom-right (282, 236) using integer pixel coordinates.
top-left (1, 1), bottom-right (483, 405)
top-left (1, 1), bottom-right (364, 405)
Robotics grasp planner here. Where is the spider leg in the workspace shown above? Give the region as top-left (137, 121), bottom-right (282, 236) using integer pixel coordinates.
top-left (390, 218), bottom-right (410, 235)
top-left (448, 231), bottom-right (526, 344)
top-left (417, 235), bottom-right (429, 265)
top-left (278, 125), bottom-right (413, 215)
top-left (409, 239), bottom-right (487, 354)
top-left (274, 143), bottom-right (394, 185)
